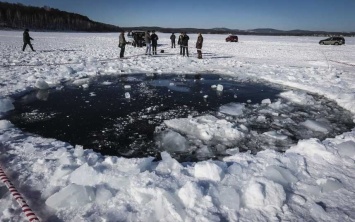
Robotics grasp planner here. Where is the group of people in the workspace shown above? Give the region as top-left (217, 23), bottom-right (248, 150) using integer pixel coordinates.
top-left (119, 30), bottom-right (203, 59)
top-left (170, 32), bottom-right (203, 59)
top-left (22, 29), bottom-right (203, 59)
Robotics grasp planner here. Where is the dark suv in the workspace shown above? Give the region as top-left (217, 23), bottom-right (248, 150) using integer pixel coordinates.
top-left (127, 31), bottom-right (146, 47)
top-left (226, 35), bottom-right (238, 42)
top-left (319, 37), bottom-right (345, 45)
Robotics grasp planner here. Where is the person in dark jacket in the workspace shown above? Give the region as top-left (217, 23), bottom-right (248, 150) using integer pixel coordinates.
top-left (22, 29), bottom-right (35, 51)
top-left (196, 33), bottom-right (203, 59)
top-left (151, 31), bottom-right (159, 55)
top-left (181, 32), bottom-right (189, 57)
top-left (177, 32), bottom-right (183, 55)
top-left (119, 31), bottom-right (127, 58)
top-left (170, 33), bottom-right (176, 48)
top-left (133, 33), bottom-right (138, 47)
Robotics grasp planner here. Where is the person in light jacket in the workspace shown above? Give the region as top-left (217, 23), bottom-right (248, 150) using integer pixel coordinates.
top-left (119, 31), bottom-right (127, 58)
top-left (145, 31), bottom-right (152, 55)
top-left (22, 29), bottom-right (35, 51)
top-left (177, 32), bottom-right (183, 55)
top-left (196, 33), bottom-right (203, 59)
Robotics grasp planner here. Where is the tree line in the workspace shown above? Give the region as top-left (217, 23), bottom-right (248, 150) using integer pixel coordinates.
top-left (0, 2), bottom-right (122, 32)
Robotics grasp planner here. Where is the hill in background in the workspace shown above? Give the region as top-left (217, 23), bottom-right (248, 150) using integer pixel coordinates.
top-left (0, 2), bottom-right (354, 36)
top-left (0, 2), bottom-right (122, 32)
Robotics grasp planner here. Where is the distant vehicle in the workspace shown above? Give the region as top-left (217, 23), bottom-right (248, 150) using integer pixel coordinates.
top-left (127, 30), bottom-right (146, 47)
top-left (226, 35), bottom-right (238, 42)
top-left (319, 37), bottom-right (345, 45)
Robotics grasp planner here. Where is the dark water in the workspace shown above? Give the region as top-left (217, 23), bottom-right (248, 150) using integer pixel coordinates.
top-left (5, 74), bottom-right (354, 161)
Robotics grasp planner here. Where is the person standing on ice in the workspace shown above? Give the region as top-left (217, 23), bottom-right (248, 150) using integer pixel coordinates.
top-left (181, 32), bottom-right (189, 57)
top-left (119, 30), bottom-right (127, 58)
top-left (178, 32), bottom-right (183, 55)
top-left (145, 30), bottom-right (152, 55)
top-left (170, 33), bottom-right (176, 48)
top-left (196, 33), bottom-right (203, 59)
top-left (151, 31), bottom-right (159, 55)
top-left (22, 29), bottom-right (35, 51)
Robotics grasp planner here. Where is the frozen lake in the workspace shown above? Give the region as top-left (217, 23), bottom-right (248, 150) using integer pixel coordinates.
top-left (0, 31), bottom-right (355, 222)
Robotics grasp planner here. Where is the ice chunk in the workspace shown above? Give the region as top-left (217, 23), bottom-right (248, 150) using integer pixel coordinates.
top-left (125, 92), bottom-right (131, 99)
top-left (212, 186), bottom-right (240, 210)
top-left (45, 183), bottom-right (95, 209)
top-left (61, 66), bottom-right (75, 75)
top-left (216, 84), bottom-right (223, 91)
top-left (243, 178), bottom-right (286, 209)
top-left (261, 99), bottom-right (271, 104)
top-left (164, 115), bottom-right (244, 143)
top-left (263, 131), bottom-right (288, 140)
top-left (159, 130), bottom-right (189, 152)
top-left (178, 181), bottom-right (203, 208)
top-left (0, 98), bottom-right (14, 114)
top-left (203, 95), bottom-right (208, 99)
top-left (35, 79), bottom-right (50, 90)
top-left (256, 115), bottom-right (266, 122)
top-left (280, 91), bottom-right (316, 105)
top-left (74, 145), bottom-right (84, 157)
top-left (316, 178), bottom-right (344, 193)
top-left (82, 84), bottom-right (89, 89)
top-left (124, 85), bottom-right (131, 89)
top-left (102, 81), bottom-right (112, 85)
top-left (194, 161), bottom-right (224, 182)
top-left (337, 141), bottom-right (355, 159)
top-left (219, 103), bottom-right (245, 116)
top-left (156, 152), bottom-right (182, 174)
top-left (0, 120), bottom-right (14, 129)
top-left (300, 120), bottom-right (329, 133)
top-left (95, 185), bottom-right (113, 204)
top-left (52, 165), bottom-right (77, 181)
top-left (36, 90), bottom-right (49, 100)
top-left (69, 163), bottom-right (100, 186)
top-left (264, 165), bottom-right (298, 188)
top-left (211, 85), bottom-right (217, 89)
top-left (73, 78), bottom-right (89, 86)
top-left (153, 189), bottom-right (186, 222)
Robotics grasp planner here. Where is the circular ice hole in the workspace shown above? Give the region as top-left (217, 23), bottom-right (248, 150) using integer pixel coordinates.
top-left (5, 74), bottom-right (354, 162)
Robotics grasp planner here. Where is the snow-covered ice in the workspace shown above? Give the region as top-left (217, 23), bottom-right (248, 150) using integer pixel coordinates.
top-left (0, 31), bottom-right (355, 221)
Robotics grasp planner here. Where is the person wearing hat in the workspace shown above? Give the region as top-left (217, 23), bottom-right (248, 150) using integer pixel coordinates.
top-left (151, 31), bottom-right (159, 55)
top-left (170, 33), bottom-right (176, 48)
top-left (181, 32), bottom-right (189, 57)
top-left (119, 30), bottom-right (127, 58)
top-left (22, 29), bottom-right (35, 51)
top-left (196, 33), bottom-right (203, 59)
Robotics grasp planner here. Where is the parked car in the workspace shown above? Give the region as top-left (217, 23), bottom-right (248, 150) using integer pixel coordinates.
top-left (319, 37), bottom-right (345, 45)
top-left (127, 30), bottom-right (146, 47)
top-left (226, 35), bottom-right (238, 42)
